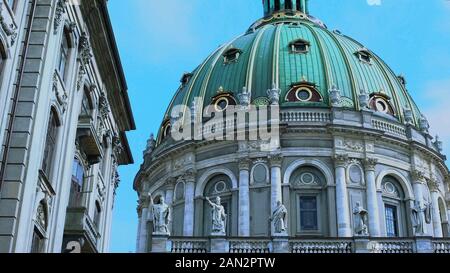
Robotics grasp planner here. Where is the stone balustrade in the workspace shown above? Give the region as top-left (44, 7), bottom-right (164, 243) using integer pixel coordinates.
top-left (281, 110), bottom-right (332, 123)
top-left (372, 118), bottom-right (407, 138)
top-left (229, 239), bottom-right (271, 253)
top-left (156, 237), bottom-right (450, 253)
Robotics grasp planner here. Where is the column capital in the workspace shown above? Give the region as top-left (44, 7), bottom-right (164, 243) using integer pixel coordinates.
top-left (334, 154), bottom-right (349, 168)
top-left (269, 153), bottom-right (283, 167)
top-left (427, 178), bottom-right (440, 193)
top-left (165, 177), bottom-right (177, 189)
top-left (182, 169), bottom-right (196, 183)
top-left (363, 158), bottom-right (378, 171)
top-left (411, 169), bottom-right (426, 184)
top-left (238, 158), bottom-right (251, 170)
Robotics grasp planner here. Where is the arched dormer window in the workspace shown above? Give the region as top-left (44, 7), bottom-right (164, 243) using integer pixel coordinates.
top-left (208, 87), bottom-right (237, 113)
top-left (223, 47), bottom-right (242, 64)
top-left (368, 92), bottom-right (395, 116)
top-left (289, 39), bottom-right (310, 54)
top-left (355, 48), bottom-right (372, 64)
top-left (285, 80), bottom-right (323, 103)
top-left (161, 119), bottom-right (171, 140)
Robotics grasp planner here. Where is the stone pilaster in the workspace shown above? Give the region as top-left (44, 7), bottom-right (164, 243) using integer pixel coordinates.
top-left (363, 158), bottom-right (381, 237)
top-left (269, 154), bottom-right (283, 219)
top-left (137, 194), bottom-right (150, 253)
top-left (183, 170), bottom-right (196, 236)
top-left (238, 158), bottom-right (250, 236)
top-left (334, 154), bottom-right (352, 237)
top-left (428, 178), bottom-right (443, 238)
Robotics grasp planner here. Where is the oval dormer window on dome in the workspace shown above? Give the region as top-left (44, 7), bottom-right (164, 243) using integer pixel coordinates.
top-left (289, 39), bottom-right (310, 54)
top-left (285, 80), bottom-right (323, 103)
top-left (355, 49), bottom-right (372, 64)
top-left (161, 120), bottom-right (172, 140)
top-left (368, 92), bottom-right (395, 116)
top-left (223, 47), bottom-right (242, 64)
top-left (208, 87), bottom-right (238, 114)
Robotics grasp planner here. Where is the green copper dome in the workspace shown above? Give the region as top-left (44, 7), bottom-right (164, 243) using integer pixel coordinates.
top-left (159, 1), bottom-right (422, 141)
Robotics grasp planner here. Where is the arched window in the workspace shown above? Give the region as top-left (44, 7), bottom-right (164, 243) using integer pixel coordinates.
top-left (69, 157), bottom-right (85, 207)
top-left (381, 176), bottom-right (408, 237)
top-left (289, 166), bottom-right (328, 235)
top-left (42, 109), bottom-right (60, 180)
top-left (203, 174), bottom-right (233, 236)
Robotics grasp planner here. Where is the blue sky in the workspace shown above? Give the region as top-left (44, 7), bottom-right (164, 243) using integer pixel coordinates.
top-left (107, 0), bottom-right (450, 252)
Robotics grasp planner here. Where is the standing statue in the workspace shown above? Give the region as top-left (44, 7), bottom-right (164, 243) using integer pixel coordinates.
top-left (271, 201), bottom-right (288, 235)
top-left (149, 194), bottom-right (171, 235)
top-left (206, 197), bottom-right (227, 235)
top-left (353, 202), bottom-right (369, 236)
top-left (411, 200), bottom-right (432, 235)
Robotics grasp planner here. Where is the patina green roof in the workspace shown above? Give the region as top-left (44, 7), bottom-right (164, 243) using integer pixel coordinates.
top-left (160, 10), bottom-right (422, 140)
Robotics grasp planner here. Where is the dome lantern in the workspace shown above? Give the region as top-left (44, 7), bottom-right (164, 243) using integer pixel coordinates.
top-left (263, 0), bottom-right (309, 17)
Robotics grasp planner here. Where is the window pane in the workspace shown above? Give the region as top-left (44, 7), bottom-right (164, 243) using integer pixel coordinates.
top-left (385, 205), bottom-right (398, 237)
top-left (300, 196), bottom-right (318, 231)
top-left (42, 111), bottom-right (58, 177)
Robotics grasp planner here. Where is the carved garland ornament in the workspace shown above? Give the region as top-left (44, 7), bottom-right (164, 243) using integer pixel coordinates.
top-left (0, 8), bottom-right (17, 46)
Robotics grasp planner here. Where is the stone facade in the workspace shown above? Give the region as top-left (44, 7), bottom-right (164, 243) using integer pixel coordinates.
top-left (134, 2), bottom-right (450, 254)
top-left (0, 0), bottom-right (134, 253)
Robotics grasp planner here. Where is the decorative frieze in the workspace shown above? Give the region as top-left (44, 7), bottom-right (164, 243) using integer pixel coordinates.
top-left (77, 32), bottom-right (93, 90)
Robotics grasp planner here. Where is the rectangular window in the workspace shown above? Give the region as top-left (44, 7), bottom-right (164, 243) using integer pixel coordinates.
top-left (299, 196), bottom-right (318, 231)
top-left (385, 205), bottom-right (398, 237)
top-left (42, 111), bottom-right (58, 178)
top-left (69, 159), bottom-right (84, 207)
top-left (58, 33), bottom-right (70, 81)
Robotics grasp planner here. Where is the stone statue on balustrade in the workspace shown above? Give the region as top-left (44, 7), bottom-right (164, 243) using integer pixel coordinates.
top-left (271, 201), bottom-right (288, 235)
top-left (411, 200), bottom-right (432, 235)
top-left (149, 194), bottom-right (171, 236)
top-left (353, 202), bottom-right (369, 236)
top-left (206, 196), bottom-right (227, 235)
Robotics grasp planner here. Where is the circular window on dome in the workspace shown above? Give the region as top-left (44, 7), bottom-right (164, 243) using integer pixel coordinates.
top-left (375, 99), bottom-right (388, 113)
top-left (295, 88), bottom-right (313, 102)
top-left (214, 97), bottom-right (229, 112)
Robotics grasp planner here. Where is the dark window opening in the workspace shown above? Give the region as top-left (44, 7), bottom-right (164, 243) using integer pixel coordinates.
top-left (58, 31), bottom-right (71, 81)
top-left (300, 196), bottom-right (318, 231)
top-left (285, 0), bottom-right (293, 10)
top-left (30, 228), bottom-right (44, 253)
top-left (296, 0), bottom-right (302, 12)
top-left (94, 201), bottom-right (102, 230)
top-left (274, 0), bottom-right (280, 11)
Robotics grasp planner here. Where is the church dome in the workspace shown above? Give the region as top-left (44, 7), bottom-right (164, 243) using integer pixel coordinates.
top-left (158, 0), bottom-right (423, 143)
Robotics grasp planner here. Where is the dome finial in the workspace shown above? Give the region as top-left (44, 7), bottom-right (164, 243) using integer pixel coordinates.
top-left (263, 0), bottom-right (310, 17)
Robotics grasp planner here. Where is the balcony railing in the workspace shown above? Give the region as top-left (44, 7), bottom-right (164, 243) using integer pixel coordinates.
top-left (170, 238), bottom-right (208, 253)
top-left (370, 239), bottom-right (415, 254)
top-left (290, 239), bottom-right (353, 254)
top-left (229, 239), bottom-right (271, 253)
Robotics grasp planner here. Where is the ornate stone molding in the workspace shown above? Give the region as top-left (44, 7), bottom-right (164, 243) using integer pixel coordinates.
top-left (238, 158), bottom-right (251, 170)
top-left (334, 154), bottom-right (349, 168)
top-left (0, 7), bottom-right (17, 47)
top-left (427, 178), bottom-right (440, 193)
top-left (52, 72), bottom-right (68, 112)
top-left (99, 92), bottom-right (111, 119)
top-left (183, 169), bottom-right (196, 183)
top-left (411, 169), bottom-right (426, 184)
top-left (363, 158), bottom-right (378, 171)
top-left (76, 32), bottom-right (93, 90)
top-left (54, 0), bottom-right (67, 34)
top-left (269, 153), bottom-right (283, 167)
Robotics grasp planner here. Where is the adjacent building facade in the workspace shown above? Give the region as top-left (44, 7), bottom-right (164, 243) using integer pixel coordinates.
top-left (0, 0), bottom-right (134, 253)
top-left (135, 0), bottom-right (450, 253)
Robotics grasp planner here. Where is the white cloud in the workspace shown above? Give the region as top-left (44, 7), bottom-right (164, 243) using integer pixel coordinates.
top-left (367, 0), bottom-right (382, 6)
